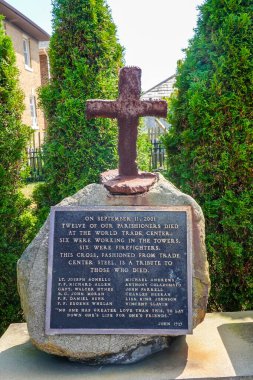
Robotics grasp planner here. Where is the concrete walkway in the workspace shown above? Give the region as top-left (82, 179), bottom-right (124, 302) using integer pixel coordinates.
top-left (0, 311), bottom-right (252, 380)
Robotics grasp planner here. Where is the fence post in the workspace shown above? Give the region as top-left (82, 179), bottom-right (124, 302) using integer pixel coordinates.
top-left (150, 141), bottom-right (166, 171)
top-left (26, 147), bottom-right (45, 182)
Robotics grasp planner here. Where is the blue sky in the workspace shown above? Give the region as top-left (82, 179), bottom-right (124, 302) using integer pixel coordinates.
top-left (7, 0), bottom-right (204, 90)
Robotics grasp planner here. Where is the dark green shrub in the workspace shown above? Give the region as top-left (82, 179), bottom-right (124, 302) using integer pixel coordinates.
top-left (0, 17), bottom-right (35, 334)
top-left (163, 0), bottom-right (253, 311)
top-left (137, 120), bottom-right (152, 172)
top-left (38, 0), bottom-right (123, 216)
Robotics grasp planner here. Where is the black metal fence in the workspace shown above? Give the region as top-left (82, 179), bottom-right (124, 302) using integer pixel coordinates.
top-left (26, 142), bottom-right (166, 182)
top-left (26, 148), bottom-right (45, 182)
top-left (150, 141), bottom-right (167, 171)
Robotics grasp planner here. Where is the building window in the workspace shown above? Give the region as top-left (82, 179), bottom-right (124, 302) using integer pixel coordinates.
top-left (30, 95), bottom-right (38, 129)
top-left (23, 38), bottom-right (31, 69)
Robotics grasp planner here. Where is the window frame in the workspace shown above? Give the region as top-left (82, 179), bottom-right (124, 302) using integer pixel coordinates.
top-left (29, 95), bottom-right (39, 129)
top-left (23, 37), bottom-right (32, 70)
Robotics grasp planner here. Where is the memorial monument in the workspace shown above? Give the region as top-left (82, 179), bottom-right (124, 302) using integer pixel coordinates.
top-left (18, 67), bottom-right (210, 364)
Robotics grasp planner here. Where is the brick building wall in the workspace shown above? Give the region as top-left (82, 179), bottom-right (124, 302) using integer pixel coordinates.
top-left (5, 20), bottom-right (46, 148)
top-left (39, 53), bottom-right (49, 86)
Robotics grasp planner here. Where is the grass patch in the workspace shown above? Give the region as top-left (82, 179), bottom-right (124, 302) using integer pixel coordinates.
top-left (21, 182), bottom-right (44, 209)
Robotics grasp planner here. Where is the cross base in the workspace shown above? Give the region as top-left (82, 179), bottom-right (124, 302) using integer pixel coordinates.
top-left (100, 169), bottom-right (157, 195)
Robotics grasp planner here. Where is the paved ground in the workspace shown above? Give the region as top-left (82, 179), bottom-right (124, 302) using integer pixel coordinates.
top-left (0, 311), bottom-right (253, 380)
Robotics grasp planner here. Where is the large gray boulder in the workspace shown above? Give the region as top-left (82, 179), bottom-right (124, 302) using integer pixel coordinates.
top-left (17, 175), bottom-right (210, 364)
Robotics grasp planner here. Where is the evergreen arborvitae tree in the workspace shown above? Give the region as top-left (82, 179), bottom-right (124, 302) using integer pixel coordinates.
top-left (163, 0), bottom-right (253, 310)
top-left (38, 0), bottom-right (123, 210)
top-left (0, 17), bottom-right (34, 334)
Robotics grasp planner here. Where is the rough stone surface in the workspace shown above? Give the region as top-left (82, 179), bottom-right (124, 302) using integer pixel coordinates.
top-left (17, 174), bottom-right (210, 364)
top-left (101, 169), bottom-right (157, 194)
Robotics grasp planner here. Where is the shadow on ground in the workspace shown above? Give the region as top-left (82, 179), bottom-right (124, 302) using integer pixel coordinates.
top-left (0, 336), bottom-right (188, 380)
top-left (218, 322), bottom-right (253, 376)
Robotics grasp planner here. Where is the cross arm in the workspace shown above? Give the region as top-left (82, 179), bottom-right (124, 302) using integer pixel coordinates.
top-left (138, 100), bottom-right (167, 118)
top-left (86, 100), bottom-right (118, 119)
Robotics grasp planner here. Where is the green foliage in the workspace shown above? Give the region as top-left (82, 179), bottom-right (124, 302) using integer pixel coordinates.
top-left (0, 17), bottom-right (35, 334)
top-left (38, 0), bottom-right (123, 216)
top-left (32, 182), bottom-right (54, 227)
top-left (163, 0), bottom-right (253, 311)
top-left (137, 120), bottom-right (152, 172)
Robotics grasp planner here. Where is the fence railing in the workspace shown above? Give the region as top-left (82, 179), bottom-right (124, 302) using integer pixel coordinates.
top-left (150, 141), bottom-right (167, 171)
top-left (26, 143), bottom-right (166, 182)
top-left (26, 148), bottom-right (45, 182)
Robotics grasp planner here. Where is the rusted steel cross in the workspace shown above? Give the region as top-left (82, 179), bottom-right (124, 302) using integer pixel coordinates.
top-left (86, 67), bottom-right (167, 176)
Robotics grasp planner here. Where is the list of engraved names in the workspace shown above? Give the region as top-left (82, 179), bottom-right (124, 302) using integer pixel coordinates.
top-left (46, 207), bottom-right (191, 333)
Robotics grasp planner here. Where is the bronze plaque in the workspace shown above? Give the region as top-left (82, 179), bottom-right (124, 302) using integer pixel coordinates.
top-left (46, 206), bottom-right (192, 335)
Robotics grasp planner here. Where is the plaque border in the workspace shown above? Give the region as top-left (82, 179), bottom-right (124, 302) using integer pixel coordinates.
top-left (46, 206), bottom-right (193, 336)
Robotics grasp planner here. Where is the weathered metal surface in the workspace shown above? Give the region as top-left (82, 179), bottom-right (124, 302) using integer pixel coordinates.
top-left (86, 67), bottom-right (167, 176)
